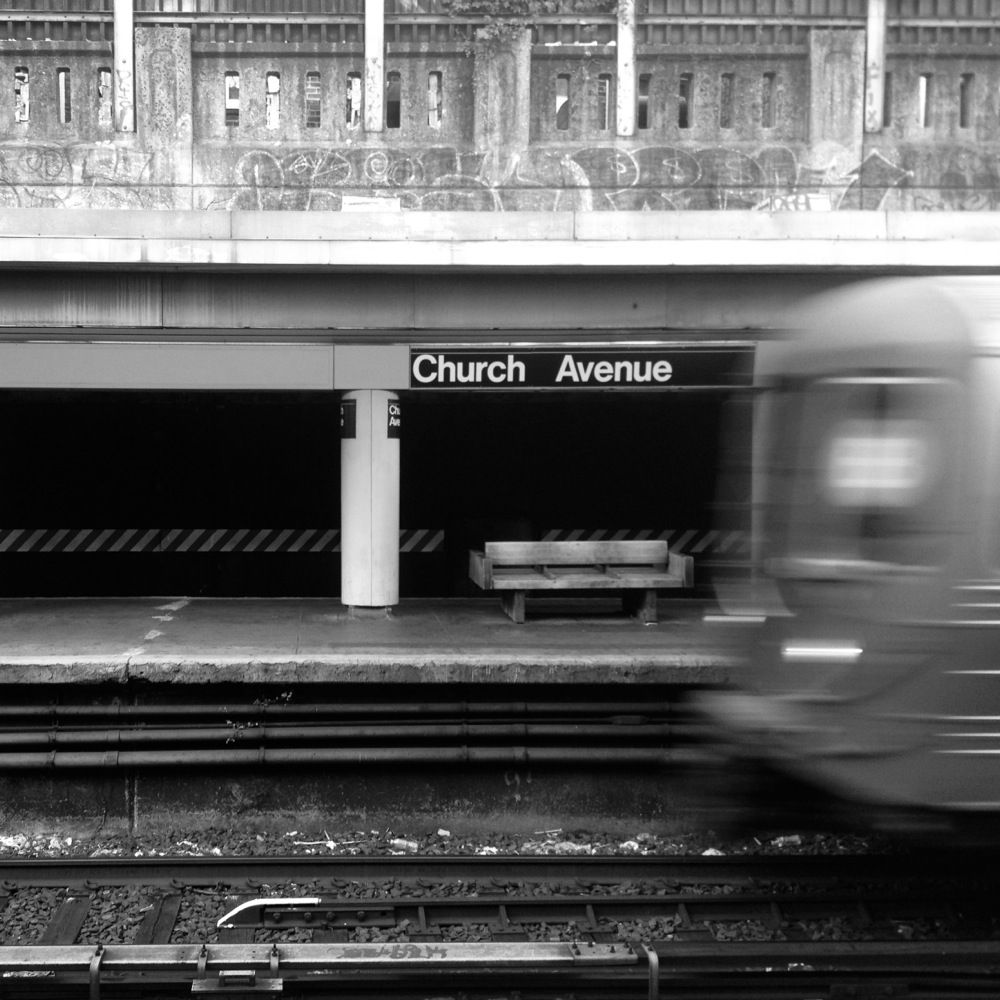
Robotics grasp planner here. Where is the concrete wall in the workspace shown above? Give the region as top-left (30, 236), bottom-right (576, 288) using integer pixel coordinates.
top-left (1, 10), bottom-right (999, 211)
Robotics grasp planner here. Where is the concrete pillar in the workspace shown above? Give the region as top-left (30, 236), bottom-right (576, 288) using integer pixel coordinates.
top-left (364, 0), bottom-right (385, 132)
top-left (864, 0), bottom-right (887, 133)
top-left (616, 0), bottom-right (636, 137)
top-left (473, 28), bottom-right (531, 187)
top-left (113, 0), bottom-right (135, 132)
top-left (341, 389), bottom-right (400, 610)
top-left (809, 28), bottom-right (865, 161)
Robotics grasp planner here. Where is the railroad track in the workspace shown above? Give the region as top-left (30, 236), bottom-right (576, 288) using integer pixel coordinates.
top-left (1, 853), bottom-right (998, 998)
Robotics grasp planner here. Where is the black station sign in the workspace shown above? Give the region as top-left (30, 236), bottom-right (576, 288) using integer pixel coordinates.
top-left (409, 348), bottom-right (753, 390)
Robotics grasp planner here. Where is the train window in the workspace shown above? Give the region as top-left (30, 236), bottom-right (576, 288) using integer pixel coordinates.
top-left (14, 67), bottom-right (28, 124)
top-left (769, 377), bottom-right (959, 570)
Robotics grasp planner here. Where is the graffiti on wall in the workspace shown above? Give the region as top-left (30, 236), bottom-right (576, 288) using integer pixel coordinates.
top-left (2, 139), bottom-right (997, 211)
top-left (0, 145), bottom-right (160, 209)
top-left (202, 142), bottom-right (953, 212)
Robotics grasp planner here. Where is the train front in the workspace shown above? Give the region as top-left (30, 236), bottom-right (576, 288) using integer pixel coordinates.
top-left (705, 279), bottom-right (981, 824)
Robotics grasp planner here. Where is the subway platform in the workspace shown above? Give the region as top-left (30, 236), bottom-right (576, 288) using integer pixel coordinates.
top-left (0, 596), bottom-right (747, 686)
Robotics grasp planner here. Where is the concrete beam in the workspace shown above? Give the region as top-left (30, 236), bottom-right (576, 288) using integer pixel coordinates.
top-left (364, 0), bottom-right (384, 132)
top-left (113, 0), bottom-right (135, 132)
top-left (616, 0), bottom-right (637, 137)
top-left (0, 210), bottom-right (995, 272)
top-left (864, 0), bottom-right (887, 132)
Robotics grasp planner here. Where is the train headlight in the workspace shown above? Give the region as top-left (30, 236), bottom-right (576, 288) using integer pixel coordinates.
top-left (781, 642), bottom-right (863, 664)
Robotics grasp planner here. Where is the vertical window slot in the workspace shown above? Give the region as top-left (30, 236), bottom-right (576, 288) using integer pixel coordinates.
top-left (225, 70), bottom-right (240, 126)
top-left (386, 70), bottom-right (401, 129)
top-left (265, 72), bottom-right (280, 129)
top-left (555, 73), bottom-right (570, 130)
top-left (918, 72), bottom-right (932, 127)
top-left (637, 72), bottom-right (650, 129)
top-left (883, 70), bottom-right (892, 127)
top-left (761, 71), bottom-right (775, 128)
top-left (678, 72), bottom-right (692, 128)
top-left (57, 67), bottom-right (71, 124)
top-left (14, 67), bottom-right (28, 123)
top-left (98, 66), bottom-right (112, 130)
top-left (959, 73), bottom-right (973, 128)
top-left (427, 70), bottom-right (442, 127)
top-left (719, 72), bottom-right (734, 128)
top-left (305, 71), bottom-right (321, 128)
top-left (597, 73), bottom-right (611, 130)
top-left (346, 71), bottom-right (362, 128)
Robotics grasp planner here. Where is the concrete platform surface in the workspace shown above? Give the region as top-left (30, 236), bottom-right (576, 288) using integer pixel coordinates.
top-left (0, 597), bottom-right (750, 685)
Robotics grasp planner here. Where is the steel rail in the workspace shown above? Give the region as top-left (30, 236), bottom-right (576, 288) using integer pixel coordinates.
top-left (0, 852), bottom-right (986, 888)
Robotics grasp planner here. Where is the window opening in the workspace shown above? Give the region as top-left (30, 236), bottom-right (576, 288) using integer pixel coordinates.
top-left (959, 73), bottom-right (973, 128)
top-left (597, 73), bottom-right (611, 130)
top-left (883, 70), bottom-right (892, 127)
top-left (637, 73), bottom-right (650, 129)
top-left (57, 67), bottom-right (71, 124)
top-left (266, 72), bottom-right (280, 129)
top-left (678, 72), bottom-right (692, 128)
top-left (427, 71), bottom-right (442, 127)
top-left (918, 73), bottom-right (932, 127)
top-left (14, 67), bottom-right (28, 124)
top-left (346, 72), bottom-right (362, 127)
top-left (225, 70), bottom-right (240, 126)
top-left (761, 71), bottom-right (775, 128)
top-left (386, 70), bottom-right (401, 129)
top-left (719, 72), bottom-right (734, 128)
top-left (305, 71), bottom-right (321, 128)
top-left (98, 66), bottom-right (112, 130)
top-left (555, 73), bottom-right (570, 130)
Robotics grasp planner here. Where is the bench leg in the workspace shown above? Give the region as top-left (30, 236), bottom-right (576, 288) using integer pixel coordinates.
top-left (500, 591), bottom-right (526, 624)
top-left (624, 589), bottom-right (658, 624)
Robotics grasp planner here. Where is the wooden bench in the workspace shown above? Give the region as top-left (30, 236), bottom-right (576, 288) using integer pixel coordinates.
top-left (468, 539), bottom-right (694, 624)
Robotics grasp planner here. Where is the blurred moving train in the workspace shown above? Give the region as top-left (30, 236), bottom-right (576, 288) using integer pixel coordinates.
top-left (703, 277), bottom-right (1000, 834)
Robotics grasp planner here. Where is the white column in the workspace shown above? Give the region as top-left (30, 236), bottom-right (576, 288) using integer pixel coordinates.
top-left (864, 0), bottom-right (887, 132)
top-left (341, 390), bottom-right (399, 609)
top-left (113, 0), bottom-right (135, 132)
top-left (364, 0), bottom-right (385, 132)
top-left (616, 0), bottom-right (636, 137)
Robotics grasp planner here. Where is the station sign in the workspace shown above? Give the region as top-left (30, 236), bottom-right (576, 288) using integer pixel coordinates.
top-left (409, 348), bottom-right (753, 390)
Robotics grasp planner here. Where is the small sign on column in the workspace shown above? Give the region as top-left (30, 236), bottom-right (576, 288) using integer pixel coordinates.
top-left (387, 399), bottom-right (401, 439)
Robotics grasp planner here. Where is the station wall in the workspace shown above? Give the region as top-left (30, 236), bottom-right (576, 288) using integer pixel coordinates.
top-left (2, 5), bottom-right (1000, 210)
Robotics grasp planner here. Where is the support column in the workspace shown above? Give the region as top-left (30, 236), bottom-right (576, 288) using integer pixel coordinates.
top-left (864, 0), bottom-right (887, 132)
top-left (616, 0), bottom-right (636, 137)
top-left (113, 0), bottom-right (135, 132)
top-left (364, 0), bottom-right (385, 132)
top-left (341, 390), bottom-right (400, 610)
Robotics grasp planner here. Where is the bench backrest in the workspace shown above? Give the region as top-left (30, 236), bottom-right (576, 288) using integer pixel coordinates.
top-left (484, 540), bottom-right (668, 567)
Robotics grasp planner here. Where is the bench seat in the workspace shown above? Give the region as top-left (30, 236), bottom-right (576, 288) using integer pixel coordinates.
top-left (469, 540), bottom-right (694, 624)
